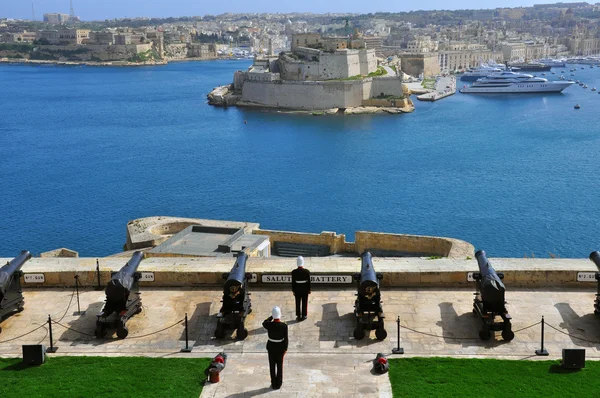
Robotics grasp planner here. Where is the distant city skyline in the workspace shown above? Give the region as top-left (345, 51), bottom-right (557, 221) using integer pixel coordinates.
top-left (0, 0), bottom-right (589, 21)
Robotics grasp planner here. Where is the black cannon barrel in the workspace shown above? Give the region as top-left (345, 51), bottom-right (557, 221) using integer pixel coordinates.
top-left (106, 251), bottom-right (144, 297)
top-left (0, 250), bottom-right (32, 295)
top-left (589, 251), bottom-right (600, 270)
top-left (475, 250), bottom-right (506, 311)
top-left (224, 252), bottom-right (248, 292)
top-left (358, 251), bottom-right (379, 296)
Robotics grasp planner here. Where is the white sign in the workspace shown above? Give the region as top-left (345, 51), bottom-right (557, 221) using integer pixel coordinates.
top-left (467, 272), bottom-right (475, 282)
top-left (577, 272), bottom-right (597, 282)
top-left (140, 272), bottom-right (154, 282)
top-left (261, 275), bottom-right (353, 284)
top-left (24, 274), bottom-right (45, 283)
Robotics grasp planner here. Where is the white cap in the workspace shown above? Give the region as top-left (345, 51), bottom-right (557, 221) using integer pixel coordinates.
top-left (297, 256), bottom-right (304, 267)
top-left (272, 306), bottom-right (281, 319)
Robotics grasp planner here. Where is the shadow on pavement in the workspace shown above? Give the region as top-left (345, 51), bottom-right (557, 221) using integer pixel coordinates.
top-left (554, 303), bottom-right (600, 347)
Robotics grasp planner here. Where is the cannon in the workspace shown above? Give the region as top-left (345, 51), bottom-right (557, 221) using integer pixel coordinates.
top-left (0, 250), bottom-right (31, 333)
top-left (353, 251), bottom-right (386, 341)
top-left (95, 251), bottom-right (144, 339)
top-left (215, 252), bottom-right (252, 340)
top-left (588, 251), bottom-right (600, 314)
top-left (472, 250), bottom-right (514, 341)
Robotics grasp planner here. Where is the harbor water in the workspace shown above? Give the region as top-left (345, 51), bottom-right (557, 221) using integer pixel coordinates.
top-left (1, 61), bottom-right (599, 257)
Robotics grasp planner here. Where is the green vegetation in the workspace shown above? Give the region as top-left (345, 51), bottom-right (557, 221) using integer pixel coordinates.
top-left (128, 49), bottom-right (160, 63)
top-left (0, 356), bottom-right (211, 398)
top-left (421, 78), bottom-right (436, 89)
top-left (389, 357), bottom-right (600, 397)
top-left (0, 43), bottom-right (34, 53)
top-left (426, 256), bottom-right (442, 260)
top-left (367, 66), bottom-right (387, 77)
top-left (390, 65), bottom-right (397, 73)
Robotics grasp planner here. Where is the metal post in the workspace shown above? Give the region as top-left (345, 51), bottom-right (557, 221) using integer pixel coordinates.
top-left (46, 314), bottom-right (57, 353)
top-left (95, 259), bottom-right (102, 291)
top-left (181, 312), bottom-right (192, 353)
top-left (535, 316), bottom-right (549, 356)
top-left (392, 316), bottom-right (404, 354)
top-left (73, 275), bottom-right (85, 315)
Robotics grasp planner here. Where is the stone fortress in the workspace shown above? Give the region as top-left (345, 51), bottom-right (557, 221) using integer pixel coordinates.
top-left (208, 33), bottom-right (414, 114)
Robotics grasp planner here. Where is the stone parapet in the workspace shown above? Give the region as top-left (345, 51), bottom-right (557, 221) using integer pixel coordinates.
top-left (3, 257), bottom-right (597, 289)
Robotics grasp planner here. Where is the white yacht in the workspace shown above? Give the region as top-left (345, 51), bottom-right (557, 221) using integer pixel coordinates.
top-left (460, 65), bottom-right (503, 81)
top-left (536, 58), bottom-right (567, 67)
top-left (460, 71), bottom-right (574, 94)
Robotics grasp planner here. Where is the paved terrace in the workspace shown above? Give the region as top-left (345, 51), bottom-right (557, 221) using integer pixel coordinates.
top-left (2, 287), bottom-right (600, 397)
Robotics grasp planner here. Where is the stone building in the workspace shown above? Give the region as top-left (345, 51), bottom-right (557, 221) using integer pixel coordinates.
top-left (439, 49), bottom-right (504, 71)
top-left (37, 29), bottom-right (90, 45)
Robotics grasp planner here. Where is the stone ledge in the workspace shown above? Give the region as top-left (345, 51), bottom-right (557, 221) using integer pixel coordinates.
top-left (2, 257), bottom-right (597, 288)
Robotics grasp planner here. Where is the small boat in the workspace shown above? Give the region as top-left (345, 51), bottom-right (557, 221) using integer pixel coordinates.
top-left (584, 85), bottom-right (588, 88)
top-left (560, 76), bottom-right (565, 80)
top-left (541, 73), bottom-right (546, 76)
top-left (551, 72), bottom-right (556, 74)
top-left (574, 104), bottom-right (581, 109)
top-left (576, 80), bottom-right (580, 83)
top-left (592, 87), bottom-right (597, 91)
top-left (581, 67), bottom-right (585, 70)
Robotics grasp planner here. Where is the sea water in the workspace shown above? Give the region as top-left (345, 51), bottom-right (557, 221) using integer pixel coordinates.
top-left (1, 61), bottom-right (599, 257)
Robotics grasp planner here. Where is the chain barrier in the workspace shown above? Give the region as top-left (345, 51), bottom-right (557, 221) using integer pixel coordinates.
top-left (399, 320), bottom-right (541, 341)
top-left (546, 323), bottom-right (600, 345)
top-left (126, 319), bottom-right (185, 339)
top-left (0, 323), bottom-right (47, 345)
top-left (51, 320), bottom-right (96, 337)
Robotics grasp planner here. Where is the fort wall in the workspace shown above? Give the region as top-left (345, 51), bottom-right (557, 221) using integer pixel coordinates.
top-left (240, 76), bottom-right (403, 110)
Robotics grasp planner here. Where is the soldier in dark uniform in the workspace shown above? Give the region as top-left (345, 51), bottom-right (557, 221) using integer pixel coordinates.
top-left (263, 306), bottom-right (288, 390)
top-left (291, 256), bottom-right (311, 321)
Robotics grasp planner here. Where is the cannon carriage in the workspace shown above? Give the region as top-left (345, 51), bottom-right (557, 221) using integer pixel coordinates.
top-left (0, 250), bottom-right (31, 333)
top-left (214, 252), bottom-right (252, 340)
top-left (588, 251), bottom-right (600, 314)
top-left (472, 250), bottom-right (514, 341)
top-left (353, 251), bottom-right (387, 341)
top-left (95, 251), bottom-right (144, 339)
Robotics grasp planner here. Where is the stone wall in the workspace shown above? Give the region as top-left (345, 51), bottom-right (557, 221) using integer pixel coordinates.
top-left (28, 43), bottom-right (153, 62)
top-left (240, 77), bottom-right (404, 110)
top-left (355, 231), bottom-right (474, 259)
top-left (6, 256), bottom-right (597, 288)
top-left (164, 43), bottom-right (188, 59)
top-left (400, 53), bottom-right (441, 77)
top-left (253, 229), bottom-right (349, 253)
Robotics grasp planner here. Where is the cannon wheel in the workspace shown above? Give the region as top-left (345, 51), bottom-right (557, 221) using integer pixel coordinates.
top-left (95, 322), bottom-right (107, 339)
top-left (214, 323), bottom-right (225, 339)
top-left (375, 327), bottom-right (387, 341)
top-left (479, 326), bottom-right (491, 341)
top-left (135, 306), bottom-right (143, 315)
top-left (237, 327), bottom-right (248, 340)
top-left (17, 301), bottom-right (25, 312)
top-left (117, 323), bottom-right (129, 339)
top-left (502, 327), bottom-right (515, 342)
top-left (354, 321), bottom-right (365, 340)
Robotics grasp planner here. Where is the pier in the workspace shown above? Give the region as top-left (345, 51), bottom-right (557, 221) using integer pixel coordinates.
top-left (417, 75), bottom-right (456, 101)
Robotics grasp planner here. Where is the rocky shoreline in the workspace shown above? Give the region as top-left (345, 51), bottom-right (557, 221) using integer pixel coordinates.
top-left (207, 84), bottom-right (415, 115)
top-left (0, 58), bottom-right (168, 67)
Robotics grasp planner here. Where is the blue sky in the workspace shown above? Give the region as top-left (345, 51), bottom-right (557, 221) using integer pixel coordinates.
top-left (1, 1), bottom-right (578, 20)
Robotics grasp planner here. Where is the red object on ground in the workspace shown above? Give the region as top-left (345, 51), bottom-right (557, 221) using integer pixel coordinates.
top-left (214, 356), bottom-right (224, 363)
top-left (377, 357), bottom-right (388, 365)
top-left (209, 368), bottom-right (220, 383)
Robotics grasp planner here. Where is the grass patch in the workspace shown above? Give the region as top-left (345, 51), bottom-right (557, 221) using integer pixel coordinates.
top-left (0, 356), bottom-right (211, 398)
top-left (421, 78), bottom-right (436, 89)
top-left (368, 66), bottom-right (387, 77)
top-left (389, 357), bottom-right (600, 397)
